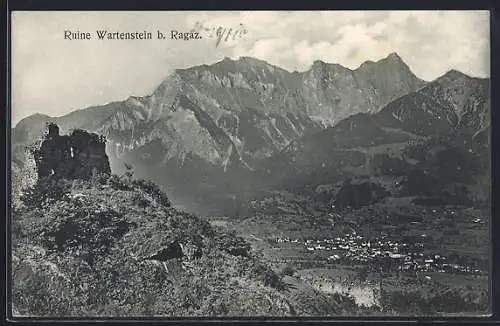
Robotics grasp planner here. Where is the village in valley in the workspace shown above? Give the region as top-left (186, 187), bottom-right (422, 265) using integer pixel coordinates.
top-left (272, 230), bottom-right (483, 277)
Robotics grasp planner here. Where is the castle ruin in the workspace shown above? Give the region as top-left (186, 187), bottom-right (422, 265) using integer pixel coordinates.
top-left (32, 123), bottom-right (111, 180)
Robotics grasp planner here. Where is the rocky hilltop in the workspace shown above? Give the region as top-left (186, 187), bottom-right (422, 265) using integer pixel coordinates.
top-left (12, 123), bottom-right (112, 206)
top-left (12, 129), bottom-right (365, 316)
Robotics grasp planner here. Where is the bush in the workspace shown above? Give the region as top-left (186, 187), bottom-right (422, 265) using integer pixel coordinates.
top-left (335, 181), bottom-right (389, 208)
top-left (108, 175), bottom-right (133, 191)
top-left (380, 289), bottom-right (432, 314)
top-left (132, 193), bottom-right (150, 208)
top-left (20, 177), bottom-right (71, 209)
top-left (90, 172), bottom-right (110, 186)
top-left (371, 154), bottom-right (411, 176)
top-left (379, 285), bottom-right (489, 315)
top-left (12, 255), bottom-right (86, 316)
top-left (29, 200), bottom-right (135, 265)
top-left (281, 265), bottom-right (296, 277)
top-left (399, 169), bottom-right (444, 197)
top-left (132, 179), bottom-right (171, 207)
top-left (214, 230), bottom-right (251, 258)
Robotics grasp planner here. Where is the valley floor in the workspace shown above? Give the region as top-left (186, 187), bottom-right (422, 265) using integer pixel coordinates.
top-left (205, 201), bottom-right (490, 316)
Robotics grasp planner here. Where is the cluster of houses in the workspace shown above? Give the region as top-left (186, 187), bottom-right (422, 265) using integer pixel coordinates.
top-left (273, 232), bottom-right (482, 275)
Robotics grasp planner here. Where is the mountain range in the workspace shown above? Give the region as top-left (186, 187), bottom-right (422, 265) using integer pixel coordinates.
top-left (11, 53), bottom-right (490, 216)
top-left (258, 69), bottom-right (490, 205)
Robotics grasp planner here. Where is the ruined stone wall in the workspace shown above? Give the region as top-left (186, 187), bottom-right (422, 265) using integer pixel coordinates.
top-left (70, 129), bottom-right (111, 179)
top-left (32, 123), bottom-right (111, 181)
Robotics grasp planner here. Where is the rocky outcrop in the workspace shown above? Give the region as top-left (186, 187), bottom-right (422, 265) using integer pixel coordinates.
top-left (32, 123), bottom-right (111, 180)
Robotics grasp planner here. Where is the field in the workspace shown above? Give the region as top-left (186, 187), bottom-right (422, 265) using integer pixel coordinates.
top-left (205, 199), bottom-right (491, 315)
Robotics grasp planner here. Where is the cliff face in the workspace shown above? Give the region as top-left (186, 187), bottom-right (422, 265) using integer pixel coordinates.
top-left (300, 53), bottom-right (426, 123)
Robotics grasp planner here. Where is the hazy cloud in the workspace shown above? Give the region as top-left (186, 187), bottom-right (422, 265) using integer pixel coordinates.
top-left (11, 11), bottom-right (490, 125)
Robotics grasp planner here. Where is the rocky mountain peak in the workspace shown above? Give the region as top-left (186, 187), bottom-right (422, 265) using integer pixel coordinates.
top-left (237, 56), bottom-right (269, 65)
top-left (15, 113), bottom-right (51, 129)
top-left (312, 59), bottom-right (326, 66)
top-left (437, 69), bottom-right (472, 83)
top-left (357, 52), bottom-right (410, 72)
top-left (307, 60), bottom-right (353, 81)
top-left (386, 52), bottom-right (403, 61)
top-left (377, 52), bottom-right (405, 67)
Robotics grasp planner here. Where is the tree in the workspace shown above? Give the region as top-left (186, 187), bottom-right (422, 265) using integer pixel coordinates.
top-left (123, 163), bottom-right (134, 183)
top-left (335, 181), bottom-right (389, 208)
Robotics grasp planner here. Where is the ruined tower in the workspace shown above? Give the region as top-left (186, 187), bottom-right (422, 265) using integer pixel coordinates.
top-left (32, 123), bottom-right (111, 180)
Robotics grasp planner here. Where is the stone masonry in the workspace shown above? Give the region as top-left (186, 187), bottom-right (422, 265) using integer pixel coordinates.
top-left (32, 123), bottom-right (111, 180)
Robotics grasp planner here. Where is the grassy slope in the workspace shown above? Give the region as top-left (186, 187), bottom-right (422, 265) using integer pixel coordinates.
top-left (12, 174), bottom-right (369, 317)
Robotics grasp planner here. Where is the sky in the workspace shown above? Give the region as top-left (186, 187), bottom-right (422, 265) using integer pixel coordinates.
top-left (11, 11), bottom-right (490, 125)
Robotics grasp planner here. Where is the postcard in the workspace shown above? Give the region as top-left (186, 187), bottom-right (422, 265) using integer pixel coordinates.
top-left (9, 10), bottom-right (491, 318)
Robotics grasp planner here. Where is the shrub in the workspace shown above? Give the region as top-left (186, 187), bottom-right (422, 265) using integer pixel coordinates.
top-left (379, 285), bottom-right (489, 315)
top-left (132, 193), bottom-right (150, 208)
top-left (90, 172), bottom-right (110, 186)
top-left (249, 262), bottom-right (287, 290)
top-left (12, 256), bottom-right (85, 316)
top-left (281, 265), bottom-right (296, 277)
top-left (399, 169), bottom-right (444, 197)
top-left (29, 200), bottom-right (135, 265)
top-left (132, 179), bottom-right (171, 207)
top-left (380, 289), bottom-right (431, 314)
top-left (428, 287), bottom-right (488, 313)
top-left (335, 181), bottom-right (389, 208)
top-left (371, 154), bottom-right (411, 176)
top-left (107, 175), bottom-right (132, 191)
top-left (213, 230), bottom-right (251, 258)
top-left (20, 177), bottom-right (71, 209)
